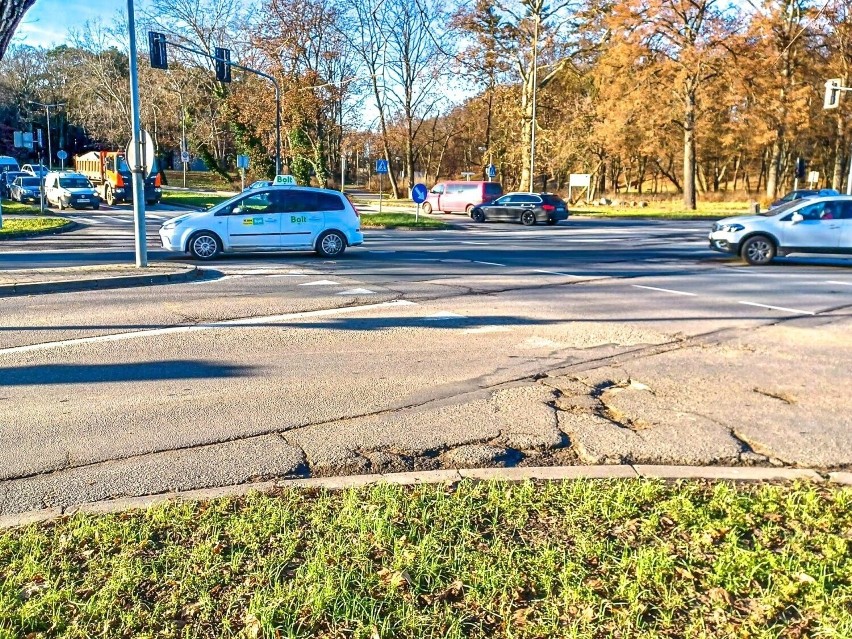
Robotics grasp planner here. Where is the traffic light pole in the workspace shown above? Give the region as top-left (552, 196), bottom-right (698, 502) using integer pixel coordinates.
top-left (160, 39), bottom-right (281, 176)
top-left (127, 0), bottom-right (148, 267)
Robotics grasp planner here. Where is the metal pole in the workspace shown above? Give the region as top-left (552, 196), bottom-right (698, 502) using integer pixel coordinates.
top-left (379, 172), bottom-right (383, 215)
top-left (793, 177), bottom-right (798, 191)
top-left (45, 105), bottom-right (53, 171)
top-left (180, 102), bottom-right (187, 188)
top-left (341, 153), bottom-right (345, 192)
top-left (127, 0), bottom-right (147, 267)
top-left (529, 13), bottom-right (539, 194)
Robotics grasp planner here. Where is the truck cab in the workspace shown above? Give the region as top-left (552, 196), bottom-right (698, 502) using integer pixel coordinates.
top-left (74, 151), bottom-right (161, 206)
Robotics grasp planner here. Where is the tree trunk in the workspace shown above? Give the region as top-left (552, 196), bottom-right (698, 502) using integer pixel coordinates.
top-left (766, 130), bottom-right (783, 199)
top-left (0, 0), bottom-right (36, 62)
top-left (519, 70), bottom-right (535, 193)
top-left (683, 91), bottom-right (697, 210)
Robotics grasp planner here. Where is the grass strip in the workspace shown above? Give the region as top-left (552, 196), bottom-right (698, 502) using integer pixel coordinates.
top-left (163, 171), bottom-right (236, 192)
top-left (572, 201), bottom-right (751, 220)
top-left (1, 479), bottom-right (849, 638)
top-left (0, 217), bottom-right (71, 240)
top-left (361, 213), bottom-right (446, 229)
top-left (161, 192), bottom-right (231, 210)
top-left (0, 201), bottom-right (43, 215)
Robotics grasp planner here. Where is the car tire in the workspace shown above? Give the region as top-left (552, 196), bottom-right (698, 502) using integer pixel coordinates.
top-left (521, 210), bottom-right (536, 226)
top-left (471, 209), bottom-right (486, 223)
top-left (422, 202), bottom-right (432, 215)
top-left (188, 231), bottom-right (221, 260)
top-left (92, 204), bottom-right (100, 210)
top-left (105, 185), bottom-right (115, 206)
top-left (57, 199), bottom-right (65, 211)
top-left (316, 230), bottom-right (347, 258)
top-left (741, 235), bottom-right (776, 266)
top-left (465, 204), bottom-right (475, 215)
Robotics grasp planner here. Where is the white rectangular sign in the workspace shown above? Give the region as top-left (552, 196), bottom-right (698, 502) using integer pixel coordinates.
top-left (808, 171), bottom-right (819, 184)
top-left (569, 173), bottom-right (591, 188)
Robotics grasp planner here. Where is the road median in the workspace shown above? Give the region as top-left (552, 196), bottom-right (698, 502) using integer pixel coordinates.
top-left (0, 217), bottom-right (75, 239)
top-left (0, 263), bottom-right (204, 297)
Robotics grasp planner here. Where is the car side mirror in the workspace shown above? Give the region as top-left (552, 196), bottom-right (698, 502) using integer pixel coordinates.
top-left (791, 212), bottom-right (804, 224)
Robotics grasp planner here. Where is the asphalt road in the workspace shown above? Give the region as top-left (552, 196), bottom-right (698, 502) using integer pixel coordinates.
top-left (1, 212), bottom-right (850, 514)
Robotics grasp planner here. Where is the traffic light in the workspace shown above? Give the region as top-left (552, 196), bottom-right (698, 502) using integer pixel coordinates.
top-left (824, 79), bottom-right (841, 110)
top-left (148, 32), bottom-right (168, 70)
top-left (215, 47), bottom-right (231, 83)
top-left (795, 157), bottom-right (807, 180)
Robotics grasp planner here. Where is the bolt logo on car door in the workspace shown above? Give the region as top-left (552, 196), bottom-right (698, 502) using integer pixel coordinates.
top-left (291, 215), bottom-right (307, 223)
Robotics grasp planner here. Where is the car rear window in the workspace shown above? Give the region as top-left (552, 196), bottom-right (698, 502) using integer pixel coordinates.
top-left (283, 190), bottom-right (345, 213)
top-left (314, 192), bottom-right (345, 211)
top-left (541, 194), bottom-right (566, 205)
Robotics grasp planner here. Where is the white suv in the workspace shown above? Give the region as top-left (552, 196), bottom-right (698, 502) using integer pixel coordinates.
top-left (159, 185), bottom-right (363, 260)
top-left (708, 196), bottom-right (852, 265)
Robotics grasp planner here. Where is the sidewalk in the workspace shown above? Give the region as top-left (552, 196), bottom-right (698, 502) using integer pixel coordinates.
top-left (0, 263), bottom-right (202, 296)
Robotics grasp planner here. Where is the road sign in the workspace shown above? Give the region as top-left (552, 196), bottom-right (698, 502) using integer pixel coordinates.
top-left (56, 150), bottom-right (67, 161)
top-left (808, 170), bottom-right (819, 184)
top-left (274, 174), bottom-right (296, 185)
top-left (487, 164), bottom-right (496, 179)
top-left (237, 154), bottom-right (250, 169)
top-left (126, 129), bottom-right (156, 178)
top-left (181, 150), bottom-right (191, 164)
top-left (411, 183), bottom-right (428, 204)
top-left (375, 159), bottom-right (388, 174)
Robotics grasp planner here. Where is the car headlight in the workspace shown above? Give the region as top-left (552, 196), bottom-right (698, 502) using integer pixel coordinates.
top-left (719, 223), bottom-right (744, 232)
top-left (162, 216), bottom-right (189, 230)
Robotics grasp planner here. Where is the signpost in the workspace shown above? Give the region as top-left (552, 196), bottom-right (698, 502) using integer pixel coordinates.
top-left (57, 149), bottom-right (67, 170)
top-left (461, 172), bottom-right (474, 181)
top-left (411, 183), bottom-right (428, 223)
top-left (376, 159), bottom-right (388, 215)
top-left (126, 129), bottom-right (156, 179)
top-left (568, 173), bottom-right (592, 203)
top-left (237, 154), bottom-right (250, 191)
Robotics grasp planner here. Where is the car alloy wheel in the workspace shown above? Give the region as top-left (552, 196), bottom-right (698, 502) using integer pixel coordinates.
top-left (317, 231), bottom-right (346, 257)
top-left (521, 211), bottom-right (536, 226)
top-left (471, 209), bottom-right (485, 223)
top-left (189, 233), bottom-right (220, 260)
top-left (742, 236), bottom-right (775, 266)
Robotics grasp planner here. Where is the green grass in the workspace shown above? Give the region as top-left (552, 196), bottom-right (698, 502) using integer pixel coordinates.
top-left (361, 213), bottom-right (447, 229)
top-left (573, 201), bottom-right (752, 219)
top-left (0, 217), bottom-right (71, 239)
top-left (161, 191), bottom-right (231, 210)
top-left (164, 170), bottom-right (236, 191)
top-left (0, 200), bottom-right (43, 215)
top-left (351, 197), bottom-right (414, 208)
top-left (1, 480), bottom-right (849, 638)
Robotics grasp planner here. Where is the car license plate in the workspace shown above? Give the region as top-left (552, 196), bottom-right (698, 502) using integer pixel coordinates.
top-left (78, 198), bottom-right (89, 202)
top-left (557, 207), bottom-right (565, 211)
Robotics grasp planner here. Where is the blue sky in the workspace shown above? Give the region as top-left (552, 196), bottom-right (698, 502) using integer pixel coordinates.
top-left (14, 0), bottom-right (129, 47)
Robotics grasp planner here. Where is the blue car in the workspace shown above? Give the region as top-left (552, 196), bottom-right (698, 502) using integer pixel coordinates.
top-left (10, 175), bottom-right (43, 203)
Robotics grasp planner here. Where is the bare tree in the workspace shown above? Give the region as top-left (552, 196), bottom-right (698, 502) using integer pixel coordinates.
top-left (0, 0), bottom-right (36, 63)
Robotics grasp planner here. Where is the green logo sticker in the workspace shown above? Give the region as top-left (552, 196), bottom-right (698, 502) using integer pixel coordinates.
top-left (291, 215), bottom-right (307, 224)
top-left (253, 217), bottom-right (264, 225)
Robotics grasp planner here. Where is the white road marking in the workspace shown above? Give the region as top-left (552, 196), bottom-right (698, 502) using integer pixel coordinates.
top-left (826, 280), bottom-right (852, 286)
top-left (268, 274), bottom-right (308, 278)
top-left (0, 300), bottom-right (419, 356)
top-left (534, 269), bottom-right (582, 278)
top-left (738, 301), bottom-right (815, 315)
top-left (632, 284), bottom-right (697, 296)
top-left (337, 288), bottom-right (376, 295)
top-left (299, 279), bottom-right (340, 286)
top-left (439, 259), bottom-right (471, 263)
top-left (461, 241), bottom-right (489, 245)
top-left (474, 260), bottom-right (506, 267)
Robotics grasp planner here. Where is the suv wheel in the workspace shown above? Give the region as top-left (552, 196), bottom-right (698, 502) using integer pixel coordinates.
top-left (521, 210), bottom-right (536, 226)
top-left (741, 235), bottom-right (776, 266)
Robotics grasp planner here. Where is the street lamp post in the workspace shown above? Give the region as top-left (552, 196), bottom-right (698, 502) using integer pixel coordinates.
top-left (29, 101), bottom-right (64, 170)
top-left (127, 0), bottom-right (148, 267)
top-left (529, 13), bottom-right (539, 194)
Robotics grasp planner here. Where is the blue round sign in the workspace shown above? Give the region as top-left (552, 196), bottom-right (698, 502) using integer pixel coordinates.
top-left (412, 183), bottom-right (428, 204)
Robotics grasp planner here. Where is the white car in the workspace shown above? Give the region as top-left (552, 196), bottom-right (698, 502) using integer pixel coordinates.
top-left (709, 195), bottom-right (852, 265)
top-left (21, 163), bottom-right (50, 178)
top-left (43, 171), bottom-right (101, 210)
top-left (159, 185), bottom-right (364, 260)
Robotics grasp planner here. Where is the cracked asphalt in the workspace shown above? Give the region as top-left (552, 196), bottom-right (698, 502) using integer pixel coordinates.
top-left (1, 216), bottom-right (851, 514)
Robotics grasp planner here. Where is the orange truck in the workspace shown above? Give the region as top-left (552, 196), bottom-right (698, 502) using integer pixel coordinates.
top-left (74, 151), bottom-right (161, 206)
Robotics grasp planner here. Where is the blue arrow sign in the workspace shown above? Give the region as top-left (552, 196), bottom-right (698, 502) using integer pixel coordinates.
top-left (487, 164), bottom-right (496, 178)
top-left (375, 159), bottom-right (388, 174)
top-left (411, 183), bottom-right (428, 204)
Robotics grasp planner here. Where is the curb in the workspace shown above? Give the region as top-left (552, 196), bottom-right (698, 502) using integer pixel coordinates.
top-left (0, 265), bottom-right (203, 297)
top-left (1, 464), bottom-right (848, 530)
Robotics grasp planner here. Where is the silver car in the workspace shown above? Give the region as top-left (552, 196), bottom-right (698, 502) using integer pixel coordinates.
top-left (708, 196), bottom-right (852, 265)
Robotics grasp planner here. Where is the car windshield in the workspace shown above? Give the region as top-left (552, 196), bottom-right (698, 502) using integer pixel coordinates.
top-left (760, 200), bottom-right (800, 216)
top-left (59, 177), bottom-right (92, 189)
top-left (21, 177), bottom-right (40, 187)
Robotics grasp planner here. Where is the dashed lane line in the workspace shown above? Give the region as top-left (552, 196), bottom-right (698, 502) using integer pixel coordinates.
top-left (632, 284), bottom-right (697, 296)
top-left (0, 300), bottom-right (419, 356)
top-left (738, 301), bottom-right (816, 315)
top-left (473, 260), bottom-right (506, 267)
top-left (533, 269), bottom-right (582, 278)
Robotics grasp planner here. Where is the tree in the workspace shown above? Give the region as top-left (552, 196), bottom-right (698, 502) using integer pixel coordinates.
top-left (0, 0), bottom-right (36, 63)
